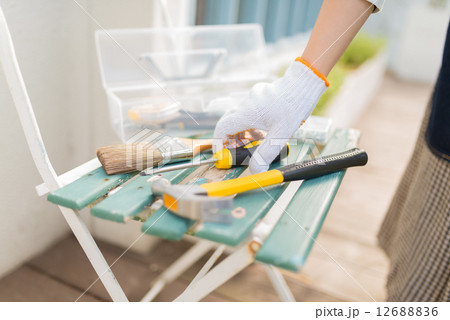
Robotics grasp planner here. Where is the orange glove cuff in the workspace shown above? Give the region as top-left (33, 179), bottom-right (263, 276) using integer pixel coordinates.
top-left (295, 57), bottom-right (330, 87)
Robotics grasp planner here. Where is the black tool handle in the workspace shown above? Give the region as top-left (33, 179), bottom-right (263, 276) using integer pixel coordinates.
top-left (232, 141), bottom-right (290, 166)
top-left (278, 148), bottom-right (368, 182)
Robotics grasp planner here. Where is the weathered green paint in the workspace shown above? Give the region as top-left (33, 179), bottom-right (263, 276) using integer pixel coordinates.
top-left (90, 165), bottom-right (202, 223)
top-left (141, 166), bottom-right (248, 241)
top-left (47, 167), bottom-right (135, 210)
top-left (193, 141), bottom-right (314, 246)
top-left (142, 139), bottom-right (316, 242)
top-left (255, 128), bottom-right (360, 271)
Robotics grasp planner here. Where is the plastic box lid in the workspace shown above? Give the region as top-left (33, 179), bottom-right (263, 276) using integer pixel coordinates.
top-left (95, 24), bottom-right (269, 90)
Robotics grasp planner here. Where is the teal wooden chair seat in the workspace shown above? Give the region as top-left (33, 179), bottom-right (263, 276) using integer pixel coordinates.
top-left (47, 168), bottom-right (135, 210)
top-left (47, 129), bottom-right (359, 278)
top-left (90, 165), bottom-right (201, 223)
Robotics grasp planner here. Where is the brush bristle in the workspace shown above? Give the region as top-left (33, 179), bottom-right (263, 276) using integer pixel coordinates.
top-left (97, 143), bottom-right (163, 175)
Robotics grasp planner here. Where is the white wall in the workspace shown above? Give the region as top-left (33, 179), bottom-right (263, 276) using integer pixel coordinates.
top-left (364, 0), bottom-right (449, 83)
top-left (391, 2), bottom-right (449, 83)
top-left (0, 0), bottom-right (155, 278)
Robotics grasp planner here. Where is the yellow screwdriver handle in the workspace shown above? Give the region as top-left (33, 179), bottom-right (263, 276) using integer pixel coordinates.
top-left (213, 141), bottom-right (290, 169)
top-left (213, 148), bottom-right (234, 169)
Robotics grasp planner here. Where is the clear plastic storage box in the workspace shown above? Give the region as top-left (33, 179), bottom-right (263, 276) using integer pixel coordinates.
top-left (96, 24), bottom-right (271, 141)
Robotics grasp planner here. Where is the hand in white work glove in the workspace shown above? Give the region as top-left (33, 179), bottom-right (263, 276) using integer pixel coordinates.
top-left (213, 57), bottom-right (329, 173)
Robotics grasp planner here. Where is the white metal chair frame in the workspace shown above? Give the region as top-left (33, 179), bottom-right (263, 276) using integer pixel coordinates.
top-left (0, 6), bottom-right (296, 302)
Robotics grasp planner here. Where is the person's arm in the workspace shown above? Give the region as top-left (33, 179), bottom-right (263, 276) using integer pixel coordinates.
top-left (302, 0), bottom-right (375, 76)
top-left (213, 0), bottom-right (382, 173)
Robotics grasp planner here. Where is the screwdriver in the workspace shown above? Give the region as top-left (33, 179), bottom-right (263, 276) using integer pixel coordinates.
top-left (139, 140), bottom-right (290, 176)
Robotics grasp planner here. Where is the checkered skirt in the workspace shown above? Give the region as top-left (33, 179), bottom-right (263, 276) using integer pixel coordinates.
top-left (377, 100), bottom-right (450, 302)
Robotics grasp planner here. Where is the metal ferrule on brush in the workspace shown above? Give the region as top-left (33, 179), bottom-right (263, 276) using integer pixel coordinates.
top-left (159, 137), bottom-right (194, 164)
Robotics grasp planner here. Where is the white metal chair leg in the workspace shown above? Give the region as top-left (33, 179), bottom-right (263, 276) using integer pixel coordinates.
top-left (174, 245), bottom-right (254, 302)
top-left (187, 244), bottom-right (226, 289)
top-left (263, 264), bottom-right (295, 302)
top-left (60, 207), bottom-right (128, 302)
top-left (141, 240), bottom-right (215, 302)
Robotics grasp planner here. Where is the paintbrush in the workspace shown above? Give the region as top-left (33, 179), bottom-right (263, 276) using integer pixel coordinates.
top-left (97, 129), bottom-right (214, 175)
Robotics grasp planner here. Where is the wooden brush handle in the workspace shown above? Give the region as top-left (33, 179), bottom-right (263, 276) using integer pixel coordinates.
top-left (178, 138), bottom-right (213, 155)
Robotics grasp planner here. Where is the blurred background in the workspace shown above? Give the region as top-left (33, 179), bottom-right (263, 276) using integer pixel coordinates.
top-left (0, 0), bottom-right (448, 301)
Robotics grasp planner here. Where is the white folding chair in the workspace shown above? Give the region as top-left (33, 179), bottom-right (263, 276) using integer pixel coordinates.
top-left (0, 6), bottom-right (291, 302)
top-left (1, 5), bottom-right (358, 302)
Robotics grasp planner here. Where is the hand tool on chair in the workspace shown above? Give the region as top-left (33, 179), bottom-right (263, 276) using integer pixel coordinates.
top-left (151, 148), bottom-right (368, 223)
top-left (97, 129), bottom-right (214, 175)
top-left (107, 140), bottom-right (290, 196)
top-left (97, 116), bottom-right (332, 175)
top-left (140, 140), bottom-right (290, 176)
top-left (105, 138), bottom-right (290, 197)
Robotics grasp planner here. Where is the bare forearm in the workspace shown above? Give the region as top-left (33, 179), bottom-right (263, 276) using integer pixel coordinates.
top-left (301, 0), bottom-right (374, 76)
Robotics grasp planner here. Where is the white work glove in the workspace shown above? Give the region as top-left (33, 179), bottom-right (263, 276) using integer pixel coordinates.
top-left (213, 57), bottom-right (329, 173)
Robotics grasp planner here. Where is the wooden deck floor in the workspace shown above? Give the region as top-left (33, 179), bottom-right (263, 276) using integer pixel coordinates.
top-left (0, 74), bottom-right (433, 302)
